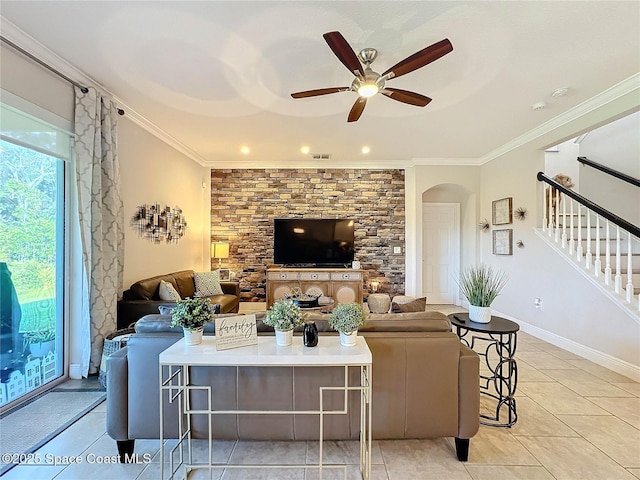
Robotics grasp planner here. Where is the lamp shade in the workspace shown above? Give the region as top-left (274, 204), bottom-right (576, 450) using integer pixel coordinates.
top-left (211, 242), bottom-right (229, 259)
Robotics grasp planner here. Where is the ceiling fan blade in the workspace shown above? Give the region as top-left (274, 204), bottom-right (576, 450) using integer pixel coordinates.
top-left (291, 87), bottom-right (349, 98)
top-left (347, 97), bottom-right (367, 122)
top-left (381, 88), bottom-right (432, 107)
top-left (323, 31), bottom-right (365, 77)
top-left (381, 39), bottom-right (453, 80)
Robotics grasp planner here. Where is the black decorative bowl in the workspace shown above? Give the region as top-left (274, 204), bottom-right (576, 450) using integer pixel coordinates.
top-left (288, 294), bottom-right (319, 308)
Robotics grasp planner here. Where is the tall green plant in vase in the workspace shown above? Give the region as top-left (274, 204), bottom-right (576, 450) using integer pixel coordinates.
top-left (458, 264), bottom-right (507, 323)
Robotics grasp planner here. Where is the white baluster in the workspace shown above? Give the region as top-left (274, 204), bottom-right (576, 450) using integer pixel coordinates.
top-left (569, 199), bottom-right (575, 255)
top-left (604, 220), bottom-right (612, 286)
top-left (585, 210), bottom-right (592, 270)
top-left (554, 189), bottom-right (560, 242)
top-left (561, 192), bottom-right (567, 248)
top-left (626, 232), bottom-right (634, 303)
top-left (594, 215), bottom-right (601, 277)
top-left (614, 226), bottom-right (622, 293)
top-left (542, 184), bottom-right (547, 233)
top-left (576, 204), bottom-right (583, 261)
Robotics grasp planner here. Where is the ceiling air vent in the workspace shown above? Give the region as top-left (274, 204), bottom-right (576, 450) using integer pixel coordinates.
top-left (311, 153), bottom-right (332, 160)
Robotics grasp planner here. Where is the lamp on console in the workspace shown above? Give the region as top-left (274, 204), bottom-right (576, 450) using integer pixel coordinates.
top-left (211, 242), bottom-right (229, 268)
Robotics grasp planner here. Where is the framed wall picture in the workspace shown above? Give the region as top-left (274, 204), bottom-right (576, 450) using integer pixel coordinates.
top-left (492, 197), bottom-right (513, 225)
top-left (493, 229), bottom-right (513, 255)
top-left (219, 268), bottom-right (230, 281)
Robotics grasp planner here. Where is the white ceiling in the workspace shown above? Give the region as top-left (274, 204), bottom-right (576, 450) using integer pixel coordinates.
top-left (1, 1), bottom-right (639, 167)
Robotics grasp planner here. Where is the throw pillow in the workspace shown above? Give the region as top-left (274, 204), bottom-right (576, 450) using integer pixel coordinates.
top-left (158, 305), bottom-right (175, 316)
top-left (158, 280), bottom-right (181, 301)
top-left (193, 270), bottom-right (224, 296)
top-left (391, 297), bottom-right (427, 313)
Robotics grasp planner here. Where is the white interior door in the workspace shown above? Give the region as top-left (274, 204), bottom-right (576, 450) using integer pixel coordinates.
top-left (422, 203), bottom-right (460, 304)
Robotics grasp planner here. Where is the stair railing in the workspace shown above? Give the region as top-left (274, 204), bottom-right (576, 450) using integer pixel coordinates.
top-left (538, 172), bottom-right (640, 312)
top-left (577, 156), bottom-right (640, 188)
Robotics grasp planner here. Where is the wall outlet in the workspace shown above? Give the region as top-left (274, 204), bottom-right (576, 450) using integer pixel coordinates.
top-left (393, 246), bottom-right (402, 254)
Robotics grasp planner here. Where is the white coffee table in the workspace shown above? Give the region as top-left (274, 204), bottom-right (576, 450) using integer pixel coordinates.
top-left (159, 335), bottom-right (372, 479)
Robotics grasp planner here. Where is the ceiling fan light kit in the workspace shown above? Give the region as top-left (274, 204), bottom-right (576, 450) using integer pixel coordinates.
top-left (291, 31), bottom-right (453, 122)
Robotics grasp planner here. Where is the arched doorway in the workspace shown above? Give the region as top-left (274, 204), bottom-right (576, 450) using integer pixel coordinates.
top-left (421, 183), bottom-right (475, 305)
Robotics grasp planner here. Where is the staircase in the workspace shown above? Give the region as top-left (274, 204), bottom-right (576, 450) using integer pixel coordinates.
top-left (536, 171), bottom-right (640, 320)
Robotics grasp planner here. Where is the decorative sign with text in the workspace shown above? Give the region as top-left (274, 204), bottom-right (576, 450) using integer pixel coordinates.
top-left (215, 314), bottom-right (258, 351)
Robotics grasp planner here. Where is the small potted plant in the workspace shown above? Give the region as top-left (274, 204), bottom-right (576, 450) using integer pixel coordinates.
top-left (264, 298), bottom-right (306, 346)
top-left (171, 297), bottom-right (214, 345)
top-left (328, 303), bottom-right (367, 347)
top-left (24, 329), bottom-right (55, 357)
top-left (458, 264), bottom-right (507, 323)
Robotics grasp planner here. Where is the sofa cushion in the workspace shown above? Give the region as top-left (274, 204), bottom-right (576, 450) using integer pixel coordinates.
top-left (392, 297), bottom-right (427, 313)
top-left (159, 280), bottom-right (181, 301)
top-left (172, 270), bottom-right (197, 298)
top-left (194, 271), bottom-right (224, 296)
top-left (158, 305), bottom-right (175, 316)
top-left (131, 274), bottom-right (179, 300)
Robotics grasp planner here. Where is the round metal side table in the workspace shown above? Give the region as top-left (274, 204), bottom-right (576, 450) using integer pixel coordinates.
top-left (449, 313), bottom-right (519, 428)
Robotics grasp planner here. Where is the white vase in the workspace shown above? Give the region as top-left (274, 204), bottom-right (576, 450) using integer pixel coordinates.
top-left (339, 330), bottom-right (358, 347)
top-left (468, 305), bottom-right (492, 324)
top-left (183, 327), bottom-right (204, 346)
top-left (275, 329), bottom-right (293, 346)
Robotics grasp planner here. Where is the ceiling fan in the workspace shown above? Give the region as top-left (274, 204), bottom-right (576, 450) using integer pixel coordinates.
top-left (291, 31), bottom-right (453, 122)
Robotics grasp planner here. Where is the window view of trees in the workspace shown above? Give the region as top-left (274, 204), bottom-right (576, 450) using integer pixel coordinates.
top-left (0, 139), bottom-right (61, 405)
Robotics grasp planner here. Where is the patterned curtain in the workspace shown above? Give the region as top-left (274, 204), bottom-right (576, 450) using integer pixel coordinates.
top-left (74, 86), bottom-right (124, 376)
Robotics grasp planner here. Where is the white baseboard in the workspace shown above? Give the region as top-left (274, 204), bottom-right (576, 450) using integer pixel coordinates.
top-left (69, 364), bottom-right (82, 379)
top-left (492, 309), bottom-right (640, 382)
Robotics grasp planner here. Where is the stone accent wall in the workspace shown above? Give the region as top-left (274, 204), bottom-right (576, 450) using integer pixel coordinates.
top-left (210, 169), bottom-right (405, 302)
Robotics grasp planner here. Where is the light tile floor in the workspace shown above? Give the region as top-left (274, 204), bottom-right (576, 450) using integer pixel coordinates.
top-left (2, 305), bottom-right (639, 480)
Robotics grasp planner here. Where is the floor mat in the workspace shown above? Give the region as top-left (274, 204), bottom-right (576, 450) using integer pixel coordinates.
top-left (0, 389), bottom-right (105, 475)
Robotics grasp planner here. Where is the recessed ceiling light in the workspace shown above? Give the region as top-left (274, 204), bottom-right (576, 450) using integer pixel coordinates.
top-left (240, 146), bottom-right (250, 154)
top-left (361, 146), bottom-right (371, 154)
top-left (300, 145), bottom-right (310, 154)
top-left (551, 87), bottom-right (569, 98)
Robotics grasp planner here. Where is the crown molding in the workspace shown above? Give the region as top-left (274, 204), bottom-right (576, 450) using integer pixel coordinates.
top-left (408, 157), bottom-right (483, 167)
top-left (203, 158), bottom-right (409, 169)
top-left (479, 73), bottom-right (640, 164)
top-left (0, 16), bottom-right (210, 167)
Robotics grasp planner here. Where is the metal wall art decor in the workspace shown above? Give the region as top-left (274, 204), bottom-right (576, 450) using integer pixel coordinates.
top-left (492, 197), bottom-right (513, 225)
top-left (479, 219), bottom-right (490, 231)
top-left (131, 203), bottom-right (187, 243)
top-left (515, 207), bottom-right (527, 221)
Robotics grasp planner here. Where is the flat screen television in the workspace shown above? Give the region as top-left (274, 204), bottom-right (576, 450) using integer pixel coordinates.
top-left (273, 218), bottom-right (355, 266)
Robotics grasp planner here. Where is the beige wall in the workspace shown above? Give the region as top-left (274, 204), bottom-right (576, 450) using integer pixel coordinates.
top-left (405, 165), bottom-right (480, 297)
top-left (478, 95), bottom-right (640, 370)
top-left (119, 119), bottom-right (210, 290)
top-left (579, 111), bottom-right (640, 224)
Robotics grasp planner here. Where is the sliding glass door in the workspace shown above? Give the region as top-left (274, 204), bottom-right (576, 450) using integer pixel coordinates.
top-left (0, 103), bottom-right (69, 408)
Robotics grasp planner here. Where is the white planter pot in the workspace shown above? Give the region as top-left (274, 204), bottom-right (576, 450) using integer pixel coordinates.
top-left (275, 329), bottom-right (293, 346)
top-left (339, 330), bottom-right (358, 347)
top-left (183, 327), bottom-right (204, 346)
top-left (468, 305), bottom-right (492, 324)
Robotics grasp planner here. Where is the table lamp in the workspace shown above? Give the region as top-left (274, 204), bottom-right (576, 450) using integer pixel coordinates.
top-left (211, 242), bottom-right (229, 268)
